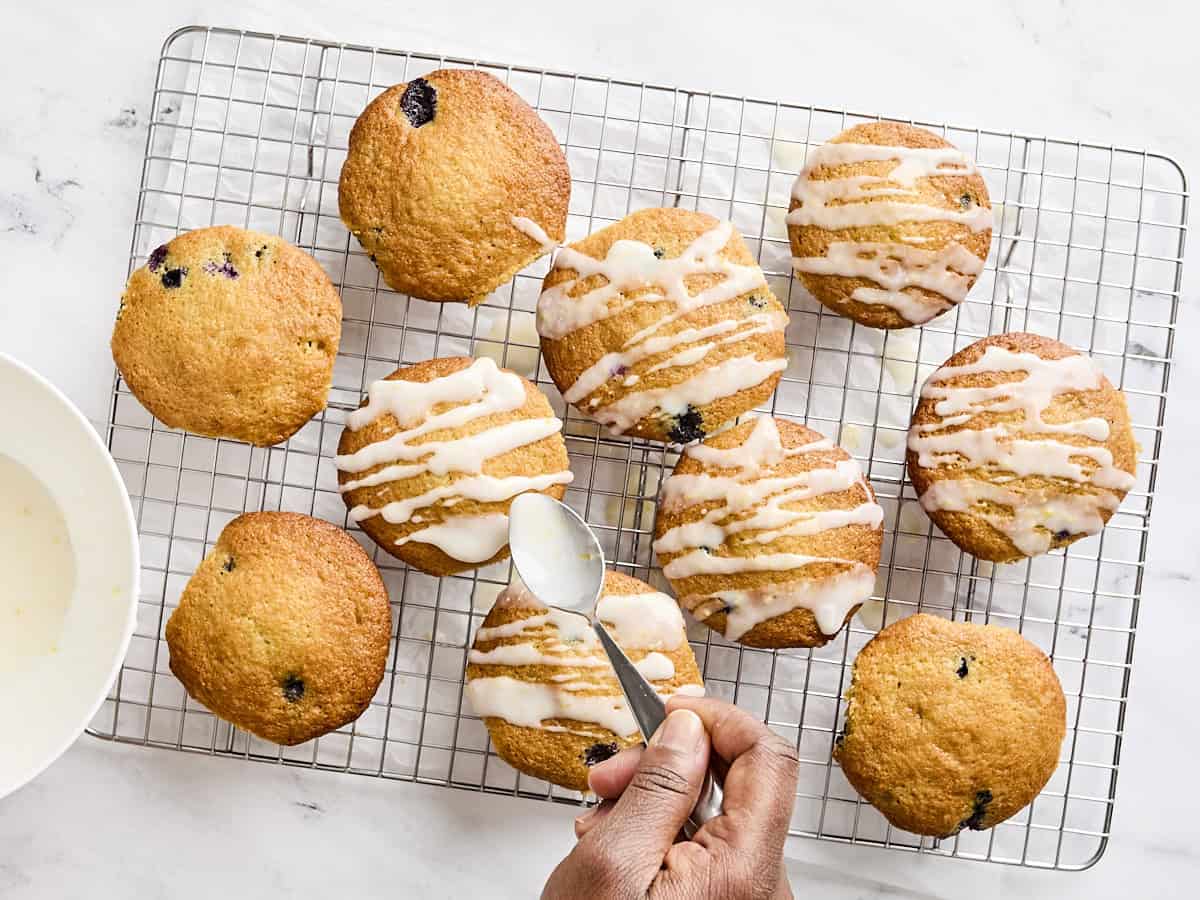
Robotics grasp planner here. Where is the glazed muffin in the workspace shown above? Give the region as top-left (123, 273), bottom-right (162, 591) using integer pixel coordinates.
top-left (788, 122), bottom-right (992, 328)
top-left (165, 512), bottom-right (392, 746)
top-left (835, 614), bottom-right (1067, 837)
top-left (652, 416), bottom-right (884, 648)
top-left (537, 207), bottom-right (788, 444)
top-left (335, 356), bottom-right (572, 575)
top-left (111, 226), bottom-right (342, 446)
top-left (465, 571), bottom-right (704, 791)
top-left (907, 332), bottom-right (1137, 562)
top-left (338, 69), bottom-right (569, 304)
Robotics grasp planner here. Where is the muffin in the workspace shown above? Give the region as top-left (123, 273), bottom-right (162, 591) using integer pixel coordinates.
top-left (111, 226), bottom-right (342, 446)
top-left (788, 122), bottom-right (992, 328)
top-left (835, 614), bottom-right (1067, 837)
top-left (338, 69), bottom-right (570, 304)
top-left (652, 416), bottom-right (884, 648)
top-left (335, 356), bottom-right (573, 575)
top-left (165, 512), bottom-right (392, 746)
top-left (907, 332), bottom-right (1137, 562)
top-left (465, 571), bottom-right (704, 791)
top-left (537, 207), bottom-right (788, 443)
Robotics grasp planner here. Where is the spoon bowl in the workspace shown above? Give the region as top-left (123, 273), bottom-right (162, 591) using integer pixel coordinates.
top-left (508, 493), bottom-right (605, 614)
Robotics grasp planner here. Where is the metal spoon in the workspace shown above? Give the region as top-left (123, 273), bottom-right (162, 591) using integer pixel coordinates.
top-left (507, 493), bottom-right (724, 838)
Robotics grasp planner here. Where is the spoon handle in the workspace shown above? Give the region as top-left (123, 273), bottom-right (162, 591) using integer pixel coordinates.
top-left (591, 621), bottom-right (724, 837)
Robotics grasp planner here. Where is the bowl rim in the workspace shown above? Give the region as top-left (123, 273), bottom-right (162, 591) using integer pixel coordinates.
top-left (0, 352), bottom-right (140, 800)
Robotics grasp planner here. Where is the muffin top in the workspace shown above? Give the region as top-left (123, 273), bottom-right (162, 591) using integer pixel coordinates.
top-left (338, 69), bottom-right (569, 304)
top-left (336, 356), bottom-right (572, 575)
top-left (537, 207), bottom-right (787, 443)
top-left (165, 512), bottom-right (392, 746)
top-left (653, 416), bottom-right (883, 648)
top-left (465, 571), bottom-right (703, 790)
top-left (111, 225), bottom-right (342, 446)
top-left (788, 122), bottom-right (992, 328)
top-left (907, 332), bottom-right (1137, 561)
top-left (835, 613), bottom-right (1066, 837)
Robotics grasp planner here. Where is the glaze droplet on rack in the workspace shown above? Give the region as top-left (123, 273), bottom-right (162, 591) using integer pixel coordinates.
top-left (653, 416), bottom-right (884, 645)
top-left (335, 356), bottom-right (573, 568)
top-left (787, 126), bottom-right (993, 328)
top-left (537, 212), bottom-right (787, 439)
top-left (907, 340), bottom-right (1137, 559)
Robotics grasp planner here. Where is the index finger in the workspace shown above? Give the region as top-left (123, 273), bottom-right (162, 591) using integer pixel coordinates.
top-left (666, 695), bottom-right (799, 842)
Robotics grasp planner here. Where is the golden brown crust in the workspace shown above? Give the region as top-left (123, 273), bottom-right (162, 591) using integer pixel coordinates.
top-left (338, 69), bottom-right (570, 304)
top-left (654, 417), bottom-right (883, 648)
top-left (539, 207), bottom-right (786, 443)
top-left (834, 614), bottom-right (1066, 837)
top-left (906, 332), bottom-right (1137, 562)
top-left (111, 226), bottom-right (342, 446)
top-left (787, 122), bottom-right (991, 329)
top-left (165, 512), bottom-right (392, 746)
top-left (467, 571), bottom-right (702, 791)
top-left (336, 356), bottom-right (570, 576)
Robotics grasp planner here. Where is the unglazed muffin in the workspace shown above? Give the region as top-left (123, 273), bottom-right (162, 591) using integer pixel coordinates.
top-left (652, 416), bottom-right (884, 648)
top-left (835, 614), bottom-right (1066, 837)
top-left (537, 207), bottom-right (788, 444)
top-left (111, 226), bottom-right (342, 446)
top-left (165, 512), bottom-right (392, 746)
top-left (335, 356), bottom-right (572, 575)
top-left (339, 69), bottom-right (570, 304)
top-left (907, 332), bottom-right (1137, 562)
top-left (465, 571), bottom-right (704, 791)
top-left (788, 122), bottom-right (992, 328)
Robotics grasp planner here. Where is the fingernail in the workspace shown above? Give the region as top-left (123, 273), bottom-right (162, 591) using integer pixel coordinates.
top-left (651, 708), bottom-right (704, 753)
top-left (574, 805), bottom-right (600, 830)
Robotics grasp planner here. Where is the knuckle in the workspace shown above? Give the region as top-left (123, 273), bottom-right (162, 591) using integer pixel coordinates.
top-left (757, 732), bottom-right (801, 776)
top-left (629, 762), bottom-right (692, 799)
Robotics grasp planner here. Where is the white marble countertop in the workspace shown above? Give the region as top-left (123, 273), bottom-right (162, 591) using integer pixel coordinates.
top-left (2, 0), bottom-right (1197, 896)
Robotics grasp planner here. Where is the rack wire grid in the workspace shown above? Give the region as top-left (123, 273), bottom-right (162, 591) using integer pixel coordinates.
top-left (93, 25), bottom-right (1188, 870)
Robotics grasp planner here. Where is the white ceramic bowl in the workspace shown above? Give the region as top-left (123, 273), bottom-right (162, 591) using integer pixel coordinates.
top-left (0, 353), bottom-right (138, 799)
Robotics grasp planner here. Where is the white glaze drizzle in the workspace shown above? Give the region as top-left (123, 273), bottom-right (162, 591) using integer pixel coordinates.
top-left (466, 585), bottom-right (701, 738)
top-left (786, 142), bottom-right (993, 233)
top-left (335, 357), bottom-right (573, 560)
top-left (791, 241), bottom-right (985, 325)
top-left (908, 345), bottom-right (1136, 556)
top-left (787, 141), bottom-right (991, 325)
top-left (511, 216), bottom-right (558, 253)
top-left (394, 513), bottom-right (511, 563)
top-left (537, 221), bottom-right (783, 435)
top-left (652, 416), bottom-right (882, 640)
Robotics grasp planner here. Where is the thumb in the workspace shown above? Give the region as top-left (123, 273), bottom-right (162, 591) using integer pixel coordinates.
top-left (585, 708), bottom-right (709, 881)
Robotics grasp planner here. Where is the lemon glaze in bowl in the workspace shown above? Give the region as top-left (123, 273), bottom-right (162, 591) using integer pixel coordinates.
top-left (0, 353), bottom-right (138, 799)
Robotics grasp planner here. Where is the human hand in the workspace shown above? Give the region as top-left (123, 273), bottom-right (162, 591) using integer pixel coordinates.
top-left (541, 696), bottom-right (799, 899)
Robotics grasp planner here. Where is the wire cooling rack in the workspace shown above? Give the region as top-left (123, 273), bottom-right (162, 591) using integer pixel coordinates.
top-left (93, 24), bottom-right (1188, 871)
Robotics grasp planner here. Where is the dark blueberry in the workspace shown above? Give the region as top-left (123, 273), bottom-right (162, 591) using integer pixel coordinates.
top-left (956, 789), bottom-right (993, 832)
top-left (666, 405), bottom-right (706, 444)
top-left (697, 545), bottom-right (714, 554)
top-left (202, 252), bottom-right (239, 279)
top-left (160, 266), bottom-right (187, 289)
top-left (956, 657), bottom-right (969, 678)
top-left (399, 78), bottom-right (437, 128)
top-left (959, 192), bottom-right (973, 209)
top-left (1054, 529), bottom-right (1071, 541)
top-left (610, 364), bottom-right (628, 377)
top-left (747, 294), bottom-right (768, 309)
top-left (221, 556), bottom-right (236, 573)
top-left (718, 603), bottom-right (734, 615)
top-left (255, 244), bottom-right (268, 259)
top-left (583, 741), bottom-right (619, 767)
top-left (281, 675), bottom-right (305, 703)
top-left (147, 244), bottom-right (169, 272)
top-left (652, 247), bottom-right (665, 259)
